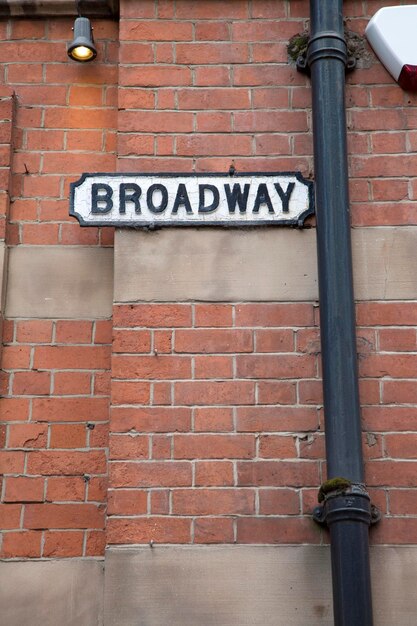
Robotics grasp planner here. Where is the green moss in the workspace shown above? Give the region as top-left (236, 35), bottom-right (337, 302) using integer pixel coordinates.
top-left (287, 32), bottom-right (309, 62)
top-left (318, 477), bottom-right (352, 503)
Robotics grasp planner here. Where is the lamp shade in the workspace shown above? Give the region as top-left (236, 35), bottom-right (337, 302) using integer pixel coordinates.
top-left (68, 17), bottom-right (97, 62)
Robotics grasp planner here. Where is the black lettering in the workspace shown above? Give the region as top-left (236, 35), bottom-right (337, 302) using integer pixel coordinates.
top-left (198, 184), bottom-right (219, 213)
top-left (253, 183), bottom-right (274, 213)
top-left (91, 183), bottom-right (113, 214)
top-left (274, 182), bottom-right (295, 213)
top-left (119, 183), bottom-right (142, 214)
top-left (172, 183), bottom-right (193, 214)
top-left (224, 183), bottom-right (250, 214)
top-left (147, 184), bottom-right (168, 214)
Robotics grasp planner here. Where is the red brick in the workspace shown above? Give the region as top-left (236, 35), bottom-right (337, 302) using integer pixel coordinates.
top-left (174, 434), bottom-right (255, 460)
top-left (27, 451), bottom-right (106, 475)
top-left (13, 371), bottom-right (51, 395)
top-left (356, 302), bottom-right (417, 326)
top-left (363, 406), bottom-right (417, 432)
top-left (8, 424), bottom-right (48, 448)
top-left (94, 320), bottom-right (113, 344)
top-left (237, 406), bottom-right (319, 432)
top-left (296, 328), bottom-right (321, 353)
top-left (22, 223), bottom-right (59, 245)
top-left (194, 407), bottom-right (233, 432)
top-left (120, 20), bottom-right (192, 41)
top-left (194, 356), bottom-right (233, 379)
top-left (112, 355), bottom-right (191, 380)
top-left (61, 127), bottom-right (100, 150)
top-left (8, 63), bottom-right (43, 83)
top-left (178, 88), bottom-right (250, 110)
top-left (46, 477), bottom-right (86, 502)
top-left (109, 434), bottom-right (149, 460)
top-left (371, 518), bottom-right (417, 545)
top-left (150, 490), bottom-right (170, 514)
top-left (50, 424), bottom-right (87, 449)
top-left (384, 435), bottom-right (417, 459)
top-left (175, 329), bottom-right (253, 353)
top-left (390, 490), bottom-right (417, 515)
top-left (1, 531), bottom-right (41, 558)
top-left (366, 461), bottom-right (417, 487)
top-left (112, 329), bottom-right (151, 353)
top-left (0, 398), bottom-right (30, 422)
top-left (194, 66), bottom-right (231, 87)
top-left (43, 531), bottom-right (84, 557)
top-left (173, 489), bottom-right (255, 515)
top-left (108, 489), bottom-right (147, 515)
top-left (195, 22), bottom-right (230, 41)
top-left (371, 179), bottom-right (408, 201)
top-left (32, 397), bottom-right (109, 422)
top-left (194, 518), bottom-right (234, 543)
top-left (259, 489), bottom-right (300, 515)
top-left (58, 222), bottom-right (100, 247)
top-left (15, 320), bottom-right (53, 343)
top-left (111, 407), bottom-right (191, 433)
top-left (107, 517), bottom-right (191, 544)
top-left (299, 434), bottom-right (326, 460)
top-left (119, 108), bottom-right (193, 133)
top-left (176, 0), bottom-right (247, 18)
top-left (2, 320), bottom-right (14, 343)
top-left (0, 504), bottom-right (22, 529)
top-left (298, 380), bottom-right (322, 405)
top-left (236, 304), bottom-right (314, 327)
top-left (45, 107), bottom-right (116, 130)
top-left (152, 381), bottom-right (172, 405)
top-left (359, 379), bottom-right (380, 405)
top-left (259, 435), bottom-right (297, 459)
top-left (188, 453), bottom-right (232, 488)
top-left (34, 345), bottom-right (110, 369)
top-left (237, 517), bottom-right (320, 544)
top-left (379, 328), bottom-right (416, 351)
top-left (154, 331), bottom-right (173, 354)
top-left (85, 530), bottom-right (106, 556)
top-left (54, 371), bottom-right (92, 395)
top-left (88, 422), bottom-right (108, 448)
top-left (2, 345), bottom-right (31, 369)
top-left (0, 450), bottom-right (25, 473)
top-left (178, 134), bottom-right (252, 157)
top-left (25, 504), bottom-right (105, 529)
top-left (257, 381), bottom-right (297, 405)
top-left (383, 380), bottom-right (417, 404)
top-left (4, 477), bottom-right (44, 502)
top-left (110, 461), bottom-right (192, 488)
top-left (112, 381), bottom-right (151, 405)
top-left (152, 435), bottom-right (171, 459)
top-left (175, 381), bottom-right (255, 405)
top-left (237, 354), bottom-right (315, 379)
top-left (238, 461), bottom-right (319, 487)
top-left (88, 476), bottom-right (107, 502)
top-left (359, 354), bottom-right (417, 378)
top-left (194, 305), bottom-right (233, 327)
top-left (114, 304), bottom-right (192, 328)
top-left (55, 321), bottom-right (93, 344)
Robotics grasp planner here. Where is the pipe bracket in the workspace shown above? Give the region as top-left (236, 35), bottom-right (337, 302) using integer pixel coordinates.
top-left (313, 481), bottom-right (381, 527)
top-left (296, 30), bottom-right (356, 74)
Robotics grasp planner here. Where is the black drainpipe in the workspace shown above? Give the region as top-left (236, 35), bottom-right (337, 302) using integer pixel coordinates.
top-left (299, 1), bottom-right (378, 624)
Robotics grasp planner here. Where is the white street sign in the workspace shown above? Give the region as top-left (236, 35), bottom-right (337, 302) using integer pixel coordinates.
top-left (70, 172), bottom-right (314, 228)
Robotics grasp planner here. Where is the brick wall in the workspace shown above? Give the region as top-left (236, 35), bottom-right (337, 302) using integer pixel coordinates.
top-left (0, 16), bottom-right (117, 558)
top-left (1, 0), bottom-right (417, 565)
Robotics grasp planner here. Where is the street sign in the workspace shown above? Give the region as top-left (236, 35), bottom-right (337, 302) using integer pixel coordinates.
top-left (70, 172), bottom-right (314, 228)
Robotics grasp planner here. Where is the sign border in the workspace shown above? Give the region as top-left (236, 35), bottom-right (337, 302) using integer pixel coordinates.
top-left (69, 171), bottom-right (315, 229)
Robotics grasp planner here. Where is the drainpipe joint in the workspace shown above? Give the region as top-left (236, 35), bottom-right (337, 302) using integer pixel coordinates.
top-left (313, 482), bottom-right (381, 527)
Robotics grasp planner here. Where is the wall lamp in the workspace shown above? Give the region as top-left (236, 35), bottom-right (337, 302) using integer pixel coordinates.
top-left (68, 17), bottom-right (97, 62)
